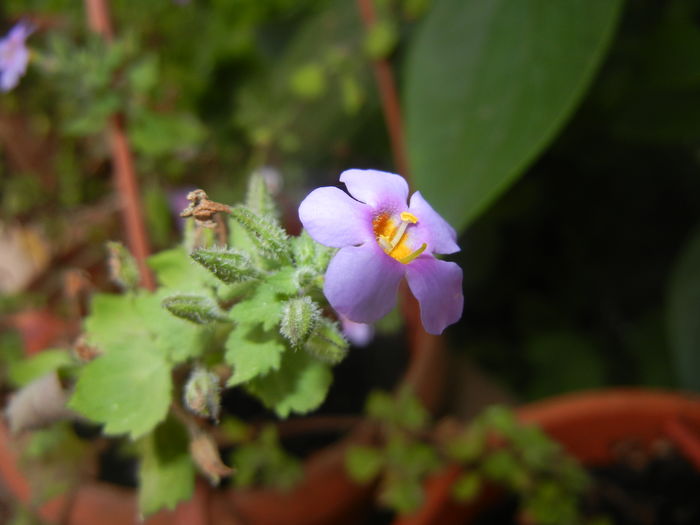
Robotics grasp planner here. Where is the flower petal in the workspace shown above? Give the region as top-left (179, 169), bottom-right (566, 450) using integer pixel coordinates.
top-left (339, 314), bottom-right (374, 347)
top-left (340, 169), bottom-right (409, 211)
top-left (408, 191), bottom-right (460, 255)
top-left (406, 256), bottom-right (463, 335)
top-left (299, 186), bottom-right (373, 248)
top-left (324, 244), bottom-right (403, 323)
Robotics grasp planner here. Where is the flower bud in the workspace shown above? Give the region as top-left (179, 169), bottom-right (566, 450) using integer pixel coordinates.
top-left (106, 241), bottom-right (140, 291)
top-left (304, 318), bottom-right (349, 364)
top-left (280, 297), bottom-right (320, 347)
top-left (229, 205), bottom-right (292, 263)
top-left (162, 294), bottom-right (228, 324)
top-left (191, 248), bottom-right (261, 283)
top-left (183, 367), bottom-right (221, 420)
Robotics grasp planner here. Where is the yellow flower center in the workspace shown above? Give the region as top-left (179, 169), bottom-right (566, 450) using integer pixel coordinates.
top-left (372, 211), bottom-right (427, 264)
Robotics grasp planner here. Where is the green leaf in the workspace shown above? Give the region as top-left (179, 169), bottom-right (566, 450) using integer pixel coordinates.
top-left (229, 284), bottom-right (284, 331)
top-left (162, 294), bottom-right (229, 324)
top-left (292, 231), bottom-right (333, 273)
top-left (85, 293), bottom-right (150, 353)
top-left (267, 267), bottom-right (301, 295)
top-left (138, 417), bottom-right (195, 516)
top-left (366, 389), bottom-right (429, 431)
top-left (225, 325), bottom-right (286, 386)
top-left (8, 349), bottom-right (73, 388)
top-left (85, 292), bottom-right (207, 363)
top-left (230, 426), bottom-right (302, 490)
top-left (379, 472), bottom-right (425, 514)
top-left (246, 349), bottom-right (332, 418)
top-left (68, 344), bottom-right (172, 439)
top-left (290, 63), bottom-right (327, 100)
top-left (191, 248), bottom-right (261, 284)
top-left (668, 226), bottom-right (700, 390)
top-left (345, 446), bottom-right (384, 483)
top-left (405, 0), bottom-right (622, 231)
top-left (452, 472), bottom-right (482, 502)
top-left (148, 248), bottom-right (212, 292)
top-left (364, 19), bottom-right (399, 59)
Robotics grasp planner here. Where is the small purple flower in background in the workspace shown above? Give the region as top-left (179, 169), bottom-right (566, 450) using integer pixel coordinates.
top-left (0, 21), bottom-right (34, 92)
top-left (299, 169), bottom-right (463, 335)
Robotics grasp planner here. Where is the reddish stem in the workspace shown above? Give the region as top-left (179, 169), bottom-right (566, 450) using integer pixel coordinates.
top-left (356, 0), bottom-right (411, 183)
top-left (84, 0), bottom-right (155, 290)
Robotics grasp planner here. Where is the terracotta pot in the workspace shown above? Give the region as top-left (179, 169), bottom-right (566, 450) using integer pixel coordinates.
top-left (0, 294), bottom-right (446, 525)
top-left (394, 388), bottom-right (700, 525)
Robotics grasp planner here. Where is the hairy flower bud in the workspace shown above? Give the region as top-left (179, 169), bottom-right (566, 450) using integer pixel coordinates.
top-left (229, 205), bottom-right (292, 263)
top-left (304, 318), bottom-right (349, 364)
top-left (280, 297), bottom-right (320, 347)
top-left (245, 169), bottom-right (280, 220)
top-left (183, 367), bottom-right (221, 420)
top-left (106, 241), bottom-right (140, 291)
top-left (162, 294), bottom-right (228, 324)
top-left (191, 248), bottom-right (261, 283)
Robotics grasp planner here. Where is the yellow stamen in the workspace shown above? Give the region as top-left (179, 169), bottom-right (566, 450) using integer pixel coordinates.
top-left (372, 211), bottom-right (423, 263)
top-left (389, 221), bottom-right (409, 248)
top-left (378, 235), bottom-right (393, 252)
top-left (398, 243), bottom-right (427, 264)
top-left (400, 212), bottom-right (418, 224)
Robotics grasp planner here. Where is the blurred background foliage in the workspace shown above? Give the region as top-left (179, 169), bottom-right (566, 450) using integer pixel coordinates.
top-left (2, 0), bottom-right (700, 405)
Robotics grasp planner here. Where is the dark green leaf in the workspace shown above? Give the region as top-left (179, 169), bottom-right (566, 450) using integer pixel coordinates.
top-left (406, 0), bottom-right (622, 231)
top-left (138, 417), bottom-right (195, 516)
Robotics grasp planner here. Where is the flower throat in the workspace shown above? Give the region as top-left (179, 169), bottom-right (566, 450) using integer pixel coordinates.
top-left (373, 211), bottom-right (427, 264)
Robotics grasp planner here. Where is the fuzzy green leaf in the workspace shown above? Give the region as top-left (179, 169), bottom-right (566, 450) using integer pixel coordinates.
top-left (68, 344), bottom-right (172, 439)
top-left (138, 417), bottom-right (195, 516)
top-left (225, 325), bottom-right (286, 386)
top-left (162, 294), bottom-right (228, 324)
top-left (304, 318), bottom-right (348, 364)
top-left (292, 231), bottom-right (333, 273)
top-left (191, 248), bottom-right (261, 284)
top-left (229, 284), bottom-right (284, 331)
top-left (267, 267), bottom-right (301, 295)
top-left (229, 205), bottom-right (292, 263)
top-left (246, 349), bottom-right (332, 418)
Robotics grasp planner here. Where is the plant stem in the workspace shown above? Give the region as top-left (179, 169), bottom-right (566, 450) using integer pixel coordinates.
top-left (83, 0), bottom-right (155, 291)
top-left (356, 0), bottom-right (411, 183)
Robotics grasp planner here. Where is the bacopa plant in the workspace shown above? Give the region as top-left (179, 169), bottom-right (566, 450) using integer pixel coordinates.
top-left (5, 169), bottom-right (466, 515)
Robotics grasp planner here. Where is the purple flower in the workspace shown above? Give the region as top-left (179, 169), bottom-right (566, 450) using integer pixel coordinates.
top-left (299, 169), bottom-right (463, 335)
top-left (0, 21), bottom-right (33, 92)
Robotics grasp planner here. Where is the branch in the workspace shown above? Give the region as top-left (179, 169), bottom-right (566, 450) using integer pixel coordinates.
top-left (83, 0), bottom-right (155, 290)
top-left (356, 0), bottom-right (411, 183)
